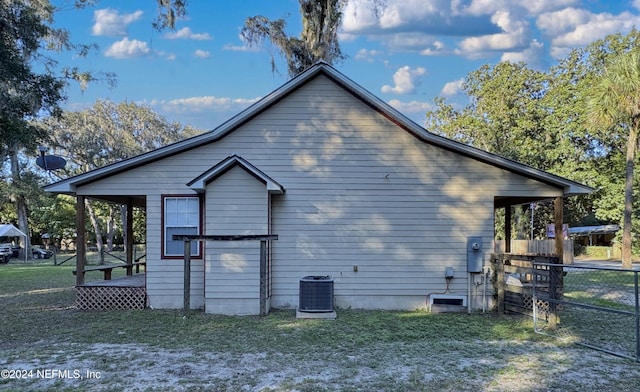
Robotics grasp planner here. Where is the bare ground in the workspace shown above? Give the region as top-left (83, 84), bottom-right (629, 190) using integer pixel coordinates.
top-left (2, 339), bottom-right (640, 391)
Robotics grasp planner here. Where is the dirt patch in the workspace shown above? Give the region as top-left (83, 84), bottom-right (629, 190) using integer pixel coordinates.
top-left (2, 340), bottom-right (640, 391)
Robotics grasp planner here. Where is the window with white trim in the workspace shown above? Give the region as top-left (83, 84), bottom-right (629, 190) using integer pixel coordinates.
top-left (163, 196), bottom-right (200, 257)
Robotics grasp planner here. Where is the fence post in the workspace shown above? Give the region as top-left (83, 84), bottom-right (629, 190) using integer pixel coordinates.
top-left (494, 255), bottom-right (505, 315)
top-left (548, 257), bottom-right (560, 329)
top-left (260, 240), bottom-right (267, 316)
top-left (183, 239), bottom-right (191, 316)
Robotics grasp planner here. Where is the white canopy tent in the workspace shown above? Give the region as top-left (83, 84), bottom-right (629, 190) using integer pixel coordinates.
top-left (0, 224), bottom-right (27, 262)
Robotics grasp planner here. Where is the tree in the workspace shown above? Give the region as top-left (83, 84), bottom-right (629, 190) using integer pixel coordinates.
top-left (242, 0), bottom-right (384, 77)
top-left (152, 0), bottom-right (188, 31)
top-left (41, 100), bottom-right (201, 251)
top-left (0, 0), bottom-right (188, 257)
top-left (0, 0), bottom-right (67, 254)
top-left (587, 50), bottom-right (640, 268)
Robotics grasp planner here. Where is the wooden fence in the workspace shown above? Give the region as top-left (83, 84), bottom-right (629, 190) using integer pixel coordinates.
top-left (495, 239), bottom-right (574, 264)
top-left (492, 253), bottom-right (563, 326)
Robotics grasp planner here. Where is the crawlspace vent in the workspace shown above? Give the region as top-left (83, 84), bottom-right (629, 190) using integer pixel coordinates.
top-left (433, 298), bottom-right (464, 306)
top-left (429, 295), bottom-right (467, 313)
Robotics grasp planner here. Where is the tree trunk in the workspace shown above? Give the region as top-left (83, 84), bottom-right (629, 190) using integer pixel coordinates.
top-left (106, 206), bottom-right (116, 251)
top-left (85, 199), bottom-right (104, 260)
top-left (8, 147), bottom-right (31, 258)
top-left (621, 123), bottom-right (638, 269)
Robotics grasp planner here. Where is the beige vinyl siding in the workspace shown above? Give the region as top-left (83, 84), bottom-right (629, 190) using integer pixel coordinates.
top-left (144, 194), bottom-right (206, 309)
top-left (75, 74), bottom-right (563, 311)
top-left (204, 166), bottom-right (268, 315)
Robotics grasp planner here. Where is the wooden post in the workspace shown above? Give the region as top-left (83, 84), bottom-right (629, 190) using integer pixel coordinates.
top-left (183, 239), bottom-right (191, 315)
top-left (554, 197), bottom-right (564, 264)
top-left (260, 240), bottom-right (267, 316)
top-left (548, 196), bottom-right (564, 328)
top-left (76, 196), bottom-right (86, 287)
top-left (126, 202), bottom-right (134, 275)
top-left (505, 205), bottom-right (512, 253)
top-left (174, 234), bottom-right (278, 316)
top-left (495, 255), bottom-right (505, 315)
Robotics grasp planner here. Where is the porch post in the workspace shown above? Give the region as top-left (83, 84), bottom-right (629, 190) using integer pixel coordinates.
top-left (554, 196), bottom-right (564, 263)
top-left (504, 205), bottom-right (512, 253)
top-left (76, 195), bottom-right (86, 286)
top-left (126, 201), bottom-right (134, 275)
top-left (549, 196), bottom-right (564, 328)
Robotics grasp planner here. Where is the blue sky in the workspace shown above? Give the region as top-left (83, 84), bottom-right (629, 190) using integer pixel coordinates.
top-left (52, 0), bottom-right (640, 130)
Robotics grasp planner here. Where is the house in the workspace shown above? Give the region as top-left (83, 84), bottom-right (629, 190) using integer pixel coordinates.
top-left (45, 62), bottom-right (592, 315)
top-left (569, 224), bottom-right (619, 247)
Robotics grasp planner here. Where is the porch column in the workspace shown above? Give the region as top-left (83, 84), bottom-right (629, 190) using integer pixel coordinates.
top-left (76, 195), bottom-right (86, 286)
top-left (504, 205), bottom-right (512, 253)
top-left (549, 196), bottom-right (564, 328)
top-left (126, 201), bottom-right (134, 274)
top-left (554, 196), bottom-right (564, 263)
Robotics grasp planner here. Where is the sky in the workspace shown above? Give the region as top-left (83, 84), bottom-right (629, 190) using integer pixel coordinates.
top-left (51, 0), bottom-right (640, 131)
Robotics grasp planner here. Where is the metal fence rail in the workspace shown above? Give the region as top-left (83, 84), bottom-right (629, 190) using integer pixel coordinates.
top-left (533, 262), bottom-right (640, 361)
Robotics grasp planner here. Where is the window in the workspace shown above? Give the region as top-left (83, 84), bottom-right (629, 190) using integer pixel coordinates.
top-left (163, 196), bottom-right (201, 257)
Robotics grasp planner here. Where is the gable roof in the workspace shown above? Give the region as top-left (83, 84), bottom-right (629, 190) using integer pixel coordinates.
top-left (187, 155), bottom-right (285, 194)
top-left (0, 224), bottom-right (27, 238)
top-left (45, 61), bottom-right (592, 197)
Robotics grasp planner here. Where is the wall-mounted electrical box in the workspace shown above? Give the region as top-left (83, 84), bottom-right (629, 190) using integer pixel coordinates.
top-left (445, 267), bottom-right (455, 280)
top-left (467, 237), bottom-right (483, 273)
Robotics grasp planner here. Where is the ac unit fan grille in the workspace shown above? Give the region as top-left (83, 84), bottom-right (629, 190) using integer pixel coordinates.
top-left (299, 276), bottom-right (334, 312)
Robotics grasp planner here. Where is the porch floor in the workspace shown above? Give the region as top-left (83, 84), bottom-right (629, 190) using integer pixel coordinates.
top-left (82, 273), bottom-right (145, 288)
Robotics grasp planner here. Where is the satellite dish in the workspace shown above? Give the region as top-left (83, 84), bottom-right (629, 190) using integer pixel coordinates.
top-left (36, 149), bottom-right (66, 171)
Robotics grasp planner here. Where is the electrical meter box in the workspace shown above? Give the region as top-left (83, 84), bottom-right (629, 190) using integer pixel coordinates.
top-left (467, 237), bottom-right (483, 273)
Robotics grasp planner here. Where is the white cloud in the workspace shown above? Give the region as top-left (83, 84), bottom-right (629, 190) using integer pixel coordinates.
top-left (92, 9), bottom-right (143, 36)
top-left (163, 27), bottom-right (212, 40)
top-left (105, 38), bottom-right (150, 59)
top-left (223, 34), bottom-right (260, 52)
top-left (150, 96), bottom-right (261, 114)
top-left (456, 10), bottom-right (529, 58)
top-left (339, 0), bottom-right (595, 64)
top-left (194, 49), bottom-right (210, 59)
top-left (381, 66), bottom-right (426, 94)
top-left (355, 48), bottom-right (383, 62)
top-left (501, 39), bottom-right (546, 69)
top-left (387, 99), bottom-right (432, 114)
top-left (460, 0), bottom-right (577, 17)
top-left (420, 41), bottom-right (446, 56)
top-left (537, 8), bottom-right (640, 58)
top-left (536, 7), bottom-right (591, 37)
top-left (519, 0), bottom-right (579, 16)
top-left (441, 78), bottom-right (464, 96)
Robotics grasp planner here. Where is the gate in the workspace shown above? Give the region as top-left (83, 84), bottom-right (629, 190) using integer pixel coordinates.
top-left (532, 262), bottom-right (640, 361)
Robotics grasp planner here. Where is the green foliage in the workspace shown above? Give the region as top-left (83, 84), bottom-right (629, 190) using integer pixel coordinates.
top-left (586, 44), bottom-right (640, 267)
top-left (425, 29), bottom-right (640, 250)
top-left (242, 0), bottom-right (384, 77)
top-left (36, 100), bottom-right (201, 248)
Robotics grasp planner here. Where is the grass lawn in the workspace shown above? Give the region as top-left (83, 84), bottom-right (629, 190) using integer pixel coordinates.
top-left (1, 261), bottom-right (640, 391)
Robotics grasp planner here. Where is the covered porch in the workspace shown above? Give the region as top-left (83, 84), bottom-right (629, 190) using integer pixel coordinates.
top-left (493, 195), bottom-right (569, 321)
top-left (494, 195), bottom-right (567, 262)
top-left (74, 194), bottom-right (147, 310)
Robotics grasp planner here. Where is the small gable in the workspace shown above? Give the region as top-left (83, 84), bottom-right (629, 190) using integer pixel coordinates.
top-left (187, 155), bottom-right (284, 194)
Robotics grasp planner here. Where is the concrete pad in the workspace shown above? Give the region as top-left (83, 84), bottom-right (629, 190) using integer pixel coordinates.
top-left (296, 309), bottom-right (337, 319)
